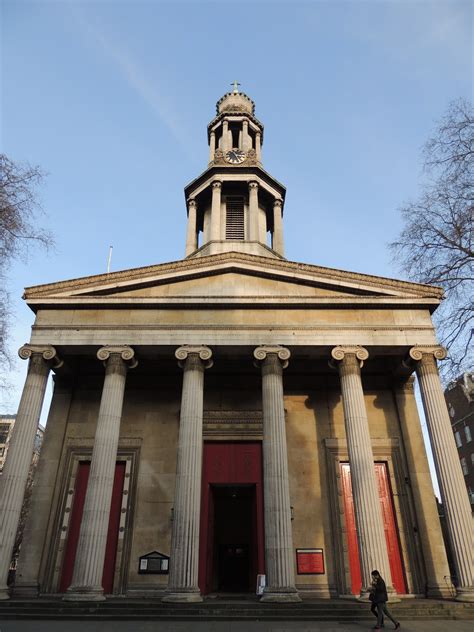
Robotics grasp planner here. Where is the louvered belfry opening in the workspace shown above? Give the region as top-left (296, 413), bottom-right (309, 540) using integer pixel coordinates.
top-left (225, 196), bottom-right (245, 240)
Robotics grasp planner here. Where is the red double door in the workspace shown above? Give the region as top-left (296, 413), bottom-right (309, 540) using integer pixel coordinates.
top-left (199, 442), bottom-right (265, 594)
top-left (59, 461), bottom-right (126, 594)
top-left (340, 462), bottom-right (407, 594)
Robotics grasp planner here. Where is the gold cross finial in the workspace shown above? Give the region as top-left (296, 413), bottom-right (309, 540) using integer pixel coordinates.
top-left (231, 80), bottom-right (241, 94)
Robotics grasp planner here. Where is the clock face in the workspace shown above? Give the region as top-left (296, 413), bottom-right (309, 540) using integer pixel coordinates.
top-left (225, 149), bottom-right (246, 164)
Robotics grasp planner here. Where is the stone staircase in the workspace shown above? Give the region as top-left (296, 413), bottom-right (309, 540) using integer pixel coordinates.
top-left (0, 598), bottom-right (473, 621)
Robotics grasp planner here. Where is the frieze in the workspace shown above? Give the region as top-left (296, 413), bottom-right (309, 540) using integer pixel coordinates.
top-left (33, 323), bottom-right (435, 332)
top-left (203, 410), bottom-right (263, 438)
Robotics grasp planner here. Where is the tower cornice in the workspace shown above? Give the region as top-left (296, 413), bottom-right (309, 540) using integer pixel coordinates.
top-left (184, 165), bottom-right (286, 203)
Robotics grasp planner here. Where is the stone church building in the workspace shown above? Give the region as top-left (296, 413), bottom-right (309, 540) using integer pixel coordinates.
top-left (0, 87), bottom-right (472, 604)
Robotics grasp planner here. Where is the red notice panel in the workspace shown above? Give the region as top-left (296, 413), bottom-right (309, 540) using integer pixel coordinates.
top-left (296, 548), bottom-right (325, 574)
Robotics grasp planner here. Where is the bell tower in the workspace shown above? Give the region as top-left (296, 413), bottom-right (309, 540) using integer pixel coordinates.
top-left (184, 83), bottom-right (286, 259)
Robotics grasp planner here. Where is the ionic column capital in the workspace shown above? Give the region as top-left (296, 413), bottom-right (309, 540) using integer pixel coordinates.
top-left (330, 345), bottom-right (369, 368)
top-left (273, 197), bottom-right (283, 209)
top-left (211, 180), bottom-right (222, 190)
top-left (187, 198), bottom-right (197, 211)
top-left (248, 181), bottom-right (259, 191)
top-left (408, 345), bottom-right (447, 364)
top-left (175, 345), bottom-right (213, 370)
top-left (18, 344), bottom-right (63, 369)
top-left (97, 346), bottom-right (138, 369)
top-left (254, 345), bottom-right (290, 369)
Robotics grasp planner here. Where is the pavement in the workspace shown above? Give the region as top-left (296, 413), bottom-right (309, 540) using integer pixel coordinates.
top-left (0, 621), bottom-right (473, 632)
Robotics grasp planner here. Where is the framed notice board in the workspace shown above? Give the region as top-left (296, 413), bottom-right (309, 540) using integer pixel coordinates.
top-left (296, 548), bottom-right (325, 574)
top-left (138, 550), bottom-right (170, 574)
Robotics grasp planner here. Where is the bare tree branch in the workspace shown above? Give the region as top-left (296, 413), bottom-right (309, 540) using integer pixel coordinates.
top-left (0, 154), bottom-right (54, 389)
top-left (390, 98), bottom-right (474, 379)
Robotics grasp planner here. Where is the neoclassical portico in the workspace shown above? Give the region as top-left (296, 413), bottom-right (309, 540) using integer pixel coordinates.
top-left (4, 87), bottom-right (472, 605)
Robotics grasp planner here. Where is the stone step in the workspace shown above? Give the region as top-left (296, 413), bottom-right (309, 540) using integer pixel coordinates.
top-left (0, 599), bottom-right (473, 621)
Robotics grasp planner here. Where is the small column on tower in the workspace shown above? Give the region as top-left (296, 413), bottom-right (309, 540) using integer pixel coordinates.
top-left (210, 181), bottom-right (222, 242)
top-left (249, 181), bottom-right (259, 241)
top-left (222, 120), bottom-right (230, 152)
top-left (209, 130), bottom-right (216, 163)
top-left (256, 131), bottom-right (262, 161)
top-left (242, 119), bottom-right (250, 151)
top-left (273, 198), bottom-right (284, 256)
top-left (185, 198), bottom-right (198, 256)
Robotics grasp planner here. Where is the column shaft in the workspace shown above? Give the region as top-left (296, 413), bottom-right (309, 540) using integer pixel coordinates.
top-left (413, 348), bottom-right (474, 601)
top-left (332, 347), bottom-right (395, 598)
top-left (164, 346), bottom-right (212, 603)
top-left (14, 376), bottom-right (72, 596)
top-left (0, 347), bottom-right (57, 599)
top-left (210, 181), bottom-right (222, 242)
top-left (249, 182), bottom-right (259, 241)
top-left (185, 199), bottom-right (197, 256)
top-left (242, 120), bottom-right (250, 151)
top-left (393, 378), bottom-right (452, 598)
top-left (209, 131), bottom-right (216, 162)
top-left (256, 131), bottom-right (262, 161)
top-left (222, 120), bottom-right (229, 152)
top-left (65, 347), bottom-right (135, 601)
top-left (254, 346), bottom-right (300, 602)
top-left (273, 199), bottom-right (284, 256)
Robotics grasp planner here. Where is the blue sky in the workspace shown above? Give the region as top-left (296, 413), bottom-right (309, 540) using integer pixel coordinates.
top-left (1, 1), bottom-right (473, 492)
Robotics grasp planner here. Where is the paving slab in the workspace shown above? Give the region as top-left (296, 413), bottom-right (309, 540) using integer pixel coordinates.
top-left (1, 621), bottom-right (474, 632)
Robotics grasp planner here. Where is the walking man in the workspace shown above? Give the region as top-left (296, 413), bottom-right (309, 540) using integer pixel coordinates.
top-left (370, 570), bottom-right (400, 630)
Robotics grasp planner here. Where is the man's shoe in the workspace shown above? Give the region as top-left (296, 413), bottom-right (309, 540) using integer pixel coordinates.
top-left (394, 624), bottom-right (400, 630)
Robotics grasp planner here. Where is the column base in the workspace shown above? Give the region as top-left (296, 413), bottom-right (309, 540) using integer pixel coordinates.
top-left (260, 588), bottom-right (302, 603)
top-left (455, 587), bottom-right (474, 602)
top-left (162, 590), bottom-right (203, 603)
top-left (63, 586), bottom-right (105, 602)
top-left (12, 582), bottom-right (40, 598)
top-left (426, 584), bottom-right (456, 599)
top-left (0, 585), bottom-right (10, 600)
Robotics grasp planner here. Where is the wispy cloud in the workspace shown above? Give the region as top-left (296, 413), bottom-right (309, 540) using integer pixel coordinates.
top-left (65, 3), bottom-right (193, 157)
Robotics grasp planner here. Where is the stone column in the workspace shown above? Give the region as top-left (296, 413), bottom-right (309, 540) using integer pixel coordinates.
top-left (256, 131), bottom-right (262, 161)
top-left (330, 346), bottom-right (396, 599)
top-left (393, 377), bottom-right (452, 598)
top-left (210, 180), bottom-right (222, 242)
top-left (242, 119), bottom-right (250, 151)
top-left (249, 181), bottom-right (259, 241)
top-left (254, 346), bottom-right (301, 602)
top-left (64, 346), bottom-right (137, 601)
top-left (185, 198), bottom-right (198, 256)
top-left (163, 345), bottom-right (213, 603)
top-left (409, 346), bottom-right (474, 602)
top-left (0, 344), bottom-right (62, 600)
top-left (222, 120), bottom-right (229, 152)
top-left (273, 198), bottom-right (284, 256)
top-left (209, 130), bottom-right (216, 162)
top-left (14, 374), bottom-right (73, 597)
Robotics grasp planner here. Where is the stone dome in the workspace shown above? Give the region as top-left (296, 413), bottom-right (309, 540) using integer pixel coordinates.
top-left (216, 91), bottom-right (255, 115)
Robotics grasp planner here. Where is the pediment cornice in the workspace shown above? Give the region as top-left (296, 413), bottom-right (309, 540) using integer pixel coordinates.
top-left (23, 252), bottom-right (443, 304)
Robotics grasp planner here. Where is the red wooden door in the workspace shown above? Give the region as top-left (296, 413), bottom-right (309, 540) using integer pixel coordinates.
top-left (340, 463), bottom-right (361, 595)
top-left (340, 462), bottom-right (407, 595)
top-left (199, 442), bottom-right (264, 594)
top-left (59, 461), bottom-right (126, 593)
top-left (375, 463), bottom-right (406, 594)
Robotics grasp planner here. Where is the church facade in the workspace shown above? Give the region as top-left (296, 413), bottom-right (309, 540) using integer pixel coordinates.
top-left (0, 88), bottom-right (472, 603)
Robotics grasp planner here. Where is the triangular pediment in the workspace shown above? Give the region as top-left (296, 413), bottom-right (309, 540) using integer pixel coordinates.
top-left (24, 252), bottom-right (442, 309)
